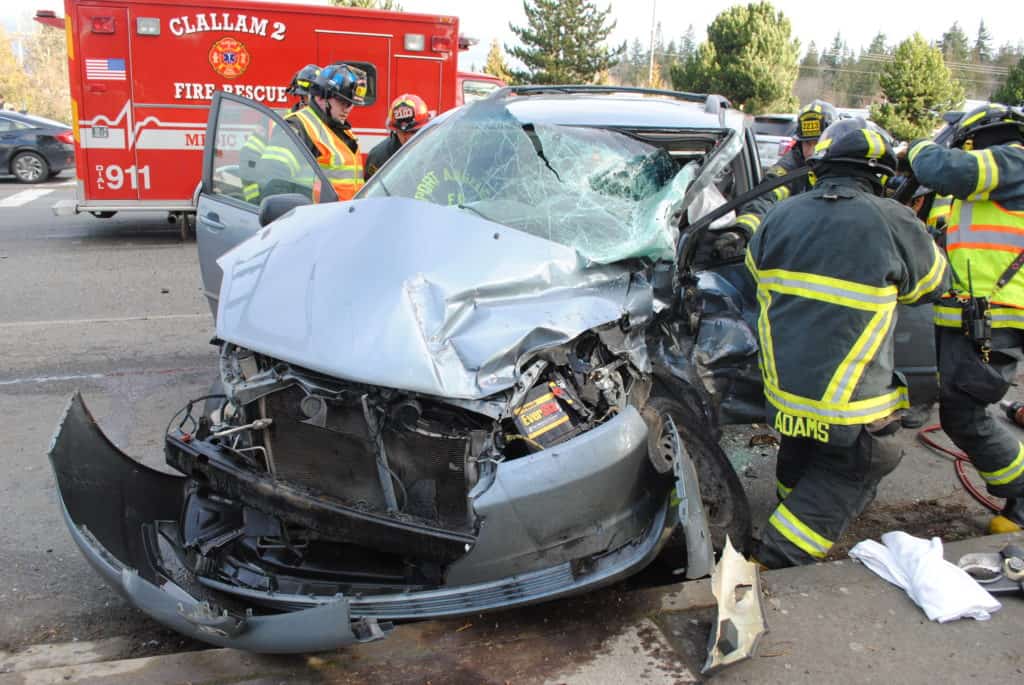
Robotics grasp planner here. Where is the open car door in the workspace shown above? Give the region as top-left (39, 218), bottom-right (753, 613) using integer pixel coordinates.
top-left (196, 92), bottom-right (337, 316)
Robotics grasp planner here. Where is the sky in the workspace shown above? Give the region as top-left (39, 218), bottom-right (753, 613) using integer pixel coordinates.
top-left (5, 0), bottom-right (1023, 72)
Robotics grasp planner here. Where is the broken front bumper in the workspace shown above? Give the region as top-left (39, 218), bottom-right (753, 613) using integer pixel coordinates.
top-left (49, 394), bottom-right (701, 653)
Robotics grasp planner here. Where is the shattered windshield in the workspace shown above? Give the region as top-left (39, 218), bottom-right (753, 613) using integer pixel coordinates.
top-left (362, 98), bottom-right (737, 264)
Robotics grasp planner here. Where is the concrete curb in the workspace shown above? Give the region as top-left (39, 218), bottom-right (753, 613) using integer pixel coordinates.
top-left (2, 532), bottom-right (1021, 685)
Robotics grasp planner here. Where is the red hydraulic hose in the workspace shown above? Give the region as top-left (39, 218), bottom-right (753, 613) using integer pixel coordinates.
top-left (916, 424), bottom-right (1002, 513)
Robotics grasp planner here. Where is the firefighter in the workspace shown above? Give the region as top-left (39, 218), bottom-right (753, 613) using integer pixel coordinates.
top-left (286, 63), bottom-right (321, 112)
top-left (907, 104), bottom-right (1024, 533)
top-left (365, 93), bottom-right (433, 181)
top-left (258, 62), bottom-right (367, 201)
top-left (747, 117), bottom-right (949, 568)
top-left (732, 100), bottom-right (839, 236)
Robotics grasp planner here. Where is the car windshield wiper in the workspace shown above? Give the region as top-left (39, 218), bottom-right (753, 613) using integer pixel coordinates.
top-left (457, 202), bottom-right (496, 222)
top-left (521, 123), bottom-right (562, 182)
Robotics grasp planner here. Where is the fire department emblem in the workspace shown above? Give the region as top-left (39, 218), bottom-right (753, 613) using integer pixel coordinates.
top-left (209, 37), bottom-right (250, 79)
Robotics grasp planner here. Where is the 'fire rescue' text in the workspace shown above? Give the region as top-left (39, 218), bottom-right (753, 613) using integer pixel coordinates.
top-left (174, 82), bottom-right (288, 104)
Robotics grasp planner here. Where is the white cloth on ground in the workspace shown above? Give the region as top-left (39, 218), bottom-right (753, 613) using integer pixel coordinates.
top-left (849, 531), bottom-right (1001, 623)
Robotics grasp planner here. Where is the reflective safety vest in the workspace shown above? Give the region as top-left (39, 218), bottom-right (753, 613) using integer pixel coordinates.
top-left (927, 195), bottom-right (953, 230)
top-left (288, 107), bottom-right (364, 201)
top-left (934, 198), bottom-right (1024, 329)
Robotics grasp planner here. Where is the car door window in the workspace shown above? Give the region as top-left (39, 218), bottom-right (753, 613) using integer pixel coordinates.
top-left (209, 98), bottom-right (324, 207)
top-left (0, 118), bottom-right (12, 132)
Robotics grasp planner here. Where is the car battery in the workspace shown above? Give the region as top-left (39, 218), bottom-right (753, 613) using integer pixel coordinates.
top-left (512, 381), bottom-right (578, 448)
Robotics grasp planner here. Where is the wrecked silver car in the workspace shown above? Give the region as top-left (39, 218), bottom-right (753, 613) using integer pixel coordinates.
top-left (49, 87), bottom-right (931, 653)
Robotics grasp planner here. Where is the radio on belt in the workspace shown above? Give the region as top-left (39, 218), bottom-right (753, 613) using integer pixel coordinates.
top-left (512, 380), bottom-right (580, 448)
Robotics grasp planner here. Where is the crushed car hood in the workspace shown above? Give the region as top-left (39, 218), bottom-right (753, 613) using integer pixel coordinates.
top-left (216, 197), bottom-right (649, 399)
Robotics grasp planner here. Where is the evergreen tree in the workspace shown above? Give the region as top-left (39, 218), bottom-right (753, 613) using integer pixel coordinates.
top-left (801, 41), bottom-right (819, 67)
top-left (680, 25), bottom-right (696, 60)
top-left (871, 33), bottom-right (964, 140)
top-left (328, 0), bottom-right (403, 9)
top-left (993, 55), bottom-right (1024, 106)
top-left (938, 21), bottom-right (970, 64)
top-left (506, 0), bottom-right (622, 85)
top-left (973, 19), bottom-right (993, 64)
top-left (846, 32), bottom-right (888, 107)
top-left (670, 2), bottom-right (799, 113)
top-left (484, 39), bottom-right (513, 84)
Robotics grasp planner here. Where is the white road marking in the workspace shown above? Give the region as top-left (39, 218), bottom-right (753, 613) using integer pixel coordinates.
top-left (0, 188), bottom-right (56, 207)
top-left (0, 313), bottom-right (208, 328)
top-left (0, 365), bottom-right (209, 386)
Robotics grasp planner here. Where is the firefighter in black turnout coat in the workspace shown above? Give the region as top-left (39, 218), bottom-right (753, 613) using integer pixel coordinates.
top-left (746, 118), bottom-right (950, 568)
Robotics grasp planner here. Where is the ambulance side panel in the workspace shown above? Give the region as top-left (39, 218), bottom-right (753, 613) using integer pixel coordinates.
top-left (72, 3), bottom-right (140, 203)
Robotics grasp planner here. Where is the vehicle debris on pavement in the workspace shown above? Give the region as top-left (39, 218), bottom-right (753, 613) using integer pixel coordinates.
top-left (701, 537), bottom-right (767, 674)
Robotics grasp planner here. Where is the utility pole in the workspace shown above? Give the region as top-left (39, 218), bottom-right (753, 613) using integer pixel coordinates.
top-left (647, 0), bottom-right (656, 86)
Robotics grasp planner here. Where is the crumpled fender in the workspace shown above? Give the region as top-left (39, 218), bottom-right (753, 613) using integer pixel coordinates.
top-left (47, 393), bottom-right (389, 653)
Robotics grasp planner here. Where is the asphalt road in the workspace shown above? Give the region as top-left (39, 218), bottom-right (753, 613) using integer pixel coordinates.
top-left (0, 173), bottom-right (216, 654)
top-left (0, 173), bottom-right (1004, 666)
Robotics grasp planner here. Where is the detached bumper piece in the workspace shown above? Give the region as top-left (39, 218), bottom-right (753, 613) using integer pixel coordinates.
top-left (701, 537), bottom-right (767, 674)
top-left (48, 393), bottom-right (389, 653)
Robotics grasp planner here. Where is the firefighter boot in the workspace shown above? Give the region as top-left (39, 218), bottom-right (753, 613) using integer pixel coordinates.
top-left (989, 498), bottom-right (1024, 534)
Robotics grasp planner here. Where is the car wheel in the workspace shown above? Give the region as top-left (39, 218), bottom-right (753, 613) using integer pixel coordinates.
top-left (11, 151), bottom-right (49, 183)
top-left (178, 212), bottom-right (197, 241)
top-left (90, 211), bottom-right (117, 219)
top-left (647, 394), bottom-right (752, 555)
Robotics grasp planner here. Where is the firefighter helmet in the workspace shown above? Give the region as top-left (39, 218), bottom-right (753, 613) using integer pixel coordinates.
top-left (386, 94), bottom-right (432, 133)
top-left (951, 103), bottom-right (1024, 149)
top-left (809, 117), bottom-right (897, 177)
top-left (286, 64), bottom-right (321, 97)
top-left (794, 100), bottom-right (838, 141)
top-left (314, 63), bottom-right (368, 106)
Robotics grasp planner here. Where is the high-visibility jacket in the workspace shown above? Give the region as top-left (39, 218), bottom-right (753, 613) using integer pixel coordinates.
top-left (257, 106), bottom-right (363, 201)
top-left (910, 141), bottom-right (1024, 329)
top-left (239, 131), bottom-right (268, 203)
top-left (746, 175), bottom-right (949, 445)
top-left (735, 144), bottom-right (813, 234)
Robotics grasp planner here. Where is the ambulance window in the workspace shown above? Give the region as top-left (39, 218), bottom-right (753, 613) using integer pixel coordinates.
top-left (463, 80), bottom-right (500, 104)
top-left (210, 99), bottom-right (321, 206)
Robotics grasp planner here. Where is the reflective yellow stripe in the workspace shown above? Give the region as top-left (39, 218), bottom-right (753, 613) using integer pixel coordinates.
top-left (754, 267), bottom-right (898, 311)
top-left (969, 150), bottom-right (999, 201)
top-left (933, 303), bottom-right (962, 328)
top-left (770, 503), bottom-right (833, 559)
top-left (979, 444), bottom-right (1024, 486)
top-left (824, 306), bottom-right (896, 405)
top-left (900, 241), bottom-right (947, 304)
top-left (261, 145), bottom-right (301, 176)
top-left (776, 480), bottom-right (793, 499)
top-left (772, 185), bottom-right (791, 202)
top-left (736, 213), bottom-right (761, 232)
top-left (908, 139), bottom-right (934, 165)
top-left (960, 109), bottom-right (988, 128)
top-left (243, 183), bottom-right (260, 201)
top-left (862, 129), bottom-right (880, 158)
top-left (756, 287), bottom-right (779, 388)
top-left (764, 379), bottom-right (908, 425)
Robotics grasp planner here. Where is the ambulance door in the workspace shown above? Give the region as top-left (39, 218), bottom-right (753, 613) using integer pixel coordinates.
top-left (197, 92), bottom-right (336, 317)
top-left (393, 56), bottom-right (444, 114)
top-left (74, 5), bottom-right (139, 201)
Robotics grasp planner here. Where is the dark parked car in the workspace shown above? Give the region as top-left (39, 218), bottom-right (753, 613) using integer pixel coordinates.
top-left (752, 113), bottom-right (796, 171)
top-left (0, 111), bottom-right (75, 183)
top-left (49, 86), bottom-right (938, 654)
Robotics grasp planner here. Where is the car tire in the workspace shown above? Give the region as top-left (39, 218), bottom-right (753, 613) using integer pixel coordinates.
top-left (48, 169), bottom-right (61, 178)
top-left (647, 394), bottom-right (752, 556)
top-left (11, 151), bottom-right (49, 183)
top-left (178, 212), bottom-right (197, 241)
top-left (89, 211), bottom-right (117, 219)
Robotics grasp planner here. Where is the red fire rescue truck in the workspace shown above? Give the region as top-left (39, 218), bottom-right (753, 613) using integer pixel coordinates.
top-left (36, 0), bottom-right (503, 234)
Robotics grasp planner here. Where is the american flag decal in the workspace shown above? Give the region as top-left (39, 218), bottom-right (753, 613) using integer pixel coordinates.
top-left (85, 58), bottom-right (127, 81)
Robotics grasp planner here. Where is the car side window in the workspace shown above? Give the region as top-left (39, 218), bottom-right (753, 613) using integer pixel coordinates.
top-left (0, 118), bottom-right (12, 132)
top-left (210, 98), bottom-right (323, 207)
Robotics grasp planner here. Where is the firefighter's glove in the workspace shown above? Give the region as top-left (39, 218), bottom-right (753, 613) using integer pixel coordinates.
top-left (712, 230), bottom-right (748, 261)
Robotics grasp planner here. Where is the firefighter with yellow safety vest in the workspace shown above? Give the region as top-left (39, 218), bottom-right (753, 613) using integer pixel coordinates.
top-left (747, 118), bottom-right (950, 568)
top-left (908, 104), bottom-right (1024, 533)
top-left (240, 64), bottom-right (322, 203)
top-left (365, 93), bottom-right (433, 181)
top-left (258, 62), bottom-right (367, 201)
